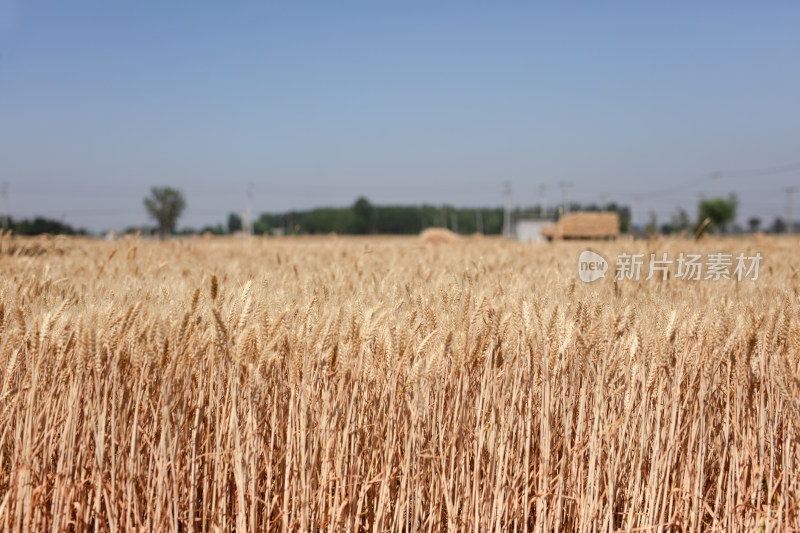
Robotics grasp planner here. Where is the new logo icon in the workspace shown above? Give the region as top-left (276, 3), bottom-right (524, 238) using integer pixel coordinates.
top-left (578, 250), bottom-right (608, 283)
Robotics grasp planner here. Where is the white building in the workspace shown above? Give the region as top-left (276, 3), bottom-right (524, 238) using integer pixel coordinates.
top-left (514, 218), bottom-right (549, 242)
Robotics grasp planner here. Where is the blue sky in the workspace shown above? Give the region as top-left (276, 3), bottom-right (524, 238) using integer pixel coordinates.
top-left (1, 1), bottom-right (798, 232)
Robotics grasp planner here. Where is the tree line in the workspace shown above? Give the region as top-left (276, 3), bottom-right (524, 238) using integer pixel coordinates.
top-left (8, 186), bottom-right (788, 238)
top-left (242, 199), bottom-right (508, 236)
top-left (205, 198), bottom-right (632, 236)
top-left (1, 217), bottom-right (88, 236)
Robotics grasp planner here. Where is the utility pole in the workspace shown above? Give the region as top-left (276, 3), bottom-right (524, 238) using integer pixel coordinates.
top-left (559, 181), bottom-right (573, 215)
top-left (538, 184), bottom-right (547, 218)
top-left (633, 194), bottom-right (642, 231)
top-left (476, 211), bottom-right (483, 234)
top-left (246, 182), bottom-right (254, 236)
top-left (450, 212), bottom-right (458, 233)
top-left (601, 192), bottom-right (607, 211)
top-left (787, 187), bottom-right (795, 235)
top-left (1, 182), bottom-right (7, 232)
top-left (503, 181), bottom-right (512, 238)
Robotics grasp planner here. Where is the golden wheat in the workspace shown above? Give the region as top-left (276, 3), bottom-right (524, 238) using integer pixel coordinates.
top-left (0, 232), bottom-right (798, 531)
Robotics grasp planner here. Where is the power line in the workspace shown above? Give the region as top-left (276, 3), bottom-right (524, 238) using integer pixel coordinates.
top-left (635, 175), bottom-right (712, 200)
top-left (717, 161), bottom-right (800, 178)
top-left (624, 161), bottom-right (800, 200)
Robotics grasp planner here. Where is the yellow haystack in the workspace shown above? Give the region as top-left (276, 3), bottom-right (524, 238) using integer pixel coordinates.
top-left (419, 227), bottom-right (460, 243)
top-left (541, 212), bottom-right (619, 240)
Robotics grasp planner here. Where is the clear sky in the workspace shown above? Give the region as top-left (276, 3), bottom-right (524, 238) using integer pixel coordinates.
top-left (1, 1), bottom-right (798, 232)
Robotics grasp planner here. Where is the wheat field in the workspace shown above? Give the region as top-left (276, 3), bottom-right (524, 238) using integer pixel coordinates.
top-left (0, 232), bottom-right (798, 531)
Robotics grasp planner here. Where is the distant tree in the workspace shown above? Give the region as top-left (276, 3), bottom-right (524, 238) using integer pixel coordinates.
top-left (373, 206), bottom-right (423, 234)
top-left (748, 217), bottom-right (761, 233)
top-left (302, 208), bottom-right (356, 234)
top-left (144, 187), bottom-right (186, 238)
top-left (697, 194), bottom-right (737, 234)
top-left (770, 217), bottom-right (786, 234)
top-left (671, 208), bottom-right (691, 233)
top-left (253, 214), bottom-right (274, 235)
top-left (200, 224), bottom-right (225, 236)
top-left (660, 208), bottom-right (690, 235)
top-left (253, 203), bottom-right (517, 236)
top-left (354, 197), bottom-right (373, 218)
top-left (9, 216), bottom-right (86, 236)
top-left (350, 197), bottom-right (374, 234)
top-left (228, 212), bottom-right (243, 234)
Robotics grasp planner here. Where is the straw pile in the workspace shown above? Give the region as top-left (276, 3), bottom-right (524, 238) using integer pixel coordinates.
top-left (542, 212), bottom-right (619, 239)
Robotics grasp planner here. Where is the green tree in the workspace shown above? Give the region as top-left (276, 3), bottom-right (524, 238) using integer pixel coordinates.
top-left (350, 197), bottom-right (374, 234)
top-left (770, 217), bottom-right (786, 234)
top-left (201, 224), bottom-right (225, 236)
top-left (254, 214), bottom-right (274, 235)
top-left (660, 207), bottom-right (691, 235)
top-left (228, 212), bottom-right (243, 234)
top-left (144, 187), bottom-right (186, 238)
top-left (697, 194), bottom-right (737, 234)
top-left (373, 206), bottom-right (425, 234)
top-left (302, 208), bottom-right (356, 234)
top-left (604, 203), bottom-right (631, 233)
top-left (672, 208), bottom-right (691, 233)
top-left (10, 216), bottom-right (85, 236)
top-left (748, 217), bottom-right (761, 233)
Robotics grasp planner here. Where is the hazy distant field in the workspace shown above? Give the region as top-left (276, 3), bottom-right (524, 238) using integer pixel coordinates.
top-left (0, 233), bottom-right (798, 531)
